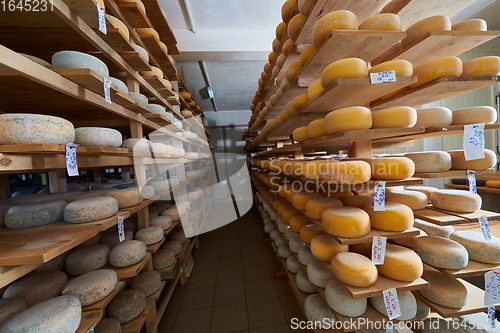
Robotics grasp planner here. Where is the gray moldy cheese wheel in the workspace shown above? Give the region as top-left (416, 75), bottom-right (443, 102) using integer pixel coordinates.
top-left (74, 127), bottom-right (123, 147)
top-left (404, 151), bottom-right (452, 173)
top-left (107, 289), bottom-right (146, 324)
top-left (325, 277), bottom-right (367, 317)
top-left (161, 207), bottom-right (180, 221)
top-left (296, 270), bottom-right (317, 293)
top-left (106, 187), bottom-right (143, 208)
top-left (307, 259), bottom-right (333, 288)
top-left (304, 294), bottom-right (336, 323)
top-left (169, 231), bottom-right (187, 243)
top-left (135, 226), bottom-right (164, 245)
top-left (0, 298), bottom-right (27, 327)
top-left (52, 50), bottom-right (109, 77)
top-left (0, 113), bottom-right (75, 145)
top-left (370, 291), bottom-right (417, 320)
top-left (62, 269), bottom-right (117, 307)
top-left (153, 249), bottom-right (176, 270)
top-left (140, 185), bottom-right (155, 199)
top-left (120, 138), bottom-right (151, 152)
top-left (278, 244), bottom-right (294, 259)
top-left (53, 191), bottom-right (103, 203)
top-left (286, 255), bottom-right (302, 274)
top-left (448, 149), bottom-right (497, 170)
top-left (64, 196), bottom-right (119, 224)
top-left (100, 229), bottom-right (133, 249)
top-left (430, 189), bottom-right (481, 213)
top-left (109, 240), bottom-right (147, 268)
top-left (66, 243), bottom-right (110, 275)
top-left (3, 271), bottom-right (67, 307)
top-left (413, 219), bottom-right (454, 238)
top-left (418, 271), bottom-right (468, 308)
top-left (298, 244), bottom-right (316, 265)
top-left (147, 179), bottom-right (170, 192)
top-left (450, 230), bottom-right (500, 264)
top-left (150, 216), bottom-right (172, 230)
top-left (0, 295), bottom-right (81, 333)
top-left (5, 200), bottom-right (67, 229)
top-left (413, 236), bottom-right (468, 269)
top-left (160, 240), bottom-right (182, 255)
top-left (130, 271), bottom-right (161, 297)
top-left (95, 318), bottom-right (121, 333)
top-left (0, 204), bottom-right (11, 227)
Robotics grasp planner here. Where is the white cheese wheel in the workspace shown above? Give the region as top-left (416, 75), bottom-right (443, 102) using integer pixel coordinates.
top-left (128, 92), bottom-right (148, 107)
top-left (135, 226), bottom-right (164, 245)
top-left (106, 187), bottom-right (142, 208)
top-left (147, 104), bottom-right (167, 115)
top-left (275, 235), bottom-right (287, 248)
top-left (0, 298), bottom-right (26, 327)
top-left (415, 107), bottom-right (452, 128)
top-left (450, 231), bottom-right (500, 264)
top-left (386, 190), bottom-right (428, 210)
top-left (296, 270), bottom-right (317, 293)
top-left (121, 138), bottom-right (151, 152)
top-left (451, 106), bottom-right (497, 125)
top-left (404, 151), bottom-right (452, 173)
top-left (264, 222), bottom-right (277, 233)
top-left (304, 294), bottom-right (336, 325)
top-left (413, 236), bottom-right (468, 269)
top-left (286, 255), bottom-right (302, 274)
top-left (131, 44), bottom-right (149, 62)
top-left (64, 196), bottom-right (119, 223)
top-left (418, 271), bottom-right (467, 308)
top-left (430, 189), bottom-right (481, 213)
top-left (278, 244), bottom-right (294, 259)
top-left (52, 51), bottom-right (109, 77)
top-left (448, 149), bottom-right (497, 170)
top-left (270, 229), bottom-right (281, 240)
top-left (307, 259), bottom-right (334, 288)
top-left (75, 127), bottom-right (123, 147)
top-left (325, 277), bottom-right (367, 317)
top-left (298, 244), bottom-right (317, 265)
top-left (289, 234), bottom-right (305, 253)
top-left (404, 186), bottom-right (438, 203)
top-left (416, 299), bottom-right (431, 320)
top-left (370, 291), bottom-right (417, 320)
top-left (413, 219), bottom-right (454, 238)
top-left (109, 77), bottom-right (128, 94)
top-left (62, 269), bottom-right (117, 306)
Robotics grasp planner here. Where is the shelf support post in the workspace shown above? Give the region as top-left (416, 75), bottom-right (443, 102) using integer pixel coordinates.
top-left (349, 140), bottom-right (373, 158)
top-left (0, 175), bottom-right (10, 199)
top-left (49, 169), bottom-right (67, 193)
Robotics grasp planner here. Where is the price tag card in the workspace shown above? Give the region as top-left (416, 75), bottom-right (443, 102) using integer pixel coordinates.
top-left (372, 236), bottom-right (387, 265)
top-left (97, 3), bottom-right (107, 34)
top-left (480, 215), bottom-right (492, 241)
top-left (370, 70), bottom-right (396, 84)
top-left (488, 306), bottom-right (497, 328)
top-left (385, 321), bottom-right (394, 333)
top-left (463, 123), bottom-right (485, 161)
top-left (484, 270), bottom-right (500, 306)
top-left (467, 170), bottom-right (477, 194)
top-left (104, 78), bottom-right (112, 104)
top-left (65, 143), bottom-right (79, 176)
top-left (86, 326), bottom-right (95, 333)
top-left (382, 288), bottom-right (401, 320)
top-left (374, 181), bottom-right (386, 211)
top-left (118, 216), bottom-right (125, 242)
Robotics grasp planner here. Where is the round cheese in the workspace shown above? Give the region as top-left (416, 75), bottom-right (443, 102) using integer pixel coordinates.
top-left (128, 92), bottom-right (149, 107)
top-left (305, 160), bottom-right (372, 184)
top-left (292, 192), bottom-right (323, 211)
top-left (310, 234), bottom-right (349, 262)
top-left (288, 13), bottom-right (307, 39)
top-left (64, 196), bottom-right (119, 224)
top-left (106, 15), bottom-right (130, 39)
top-left (418, 271), bottom-right (467, 308)
top-left (298, 0), bottom-right (314, 15)
top-left (307, 259), bottom-right (333, 288)
top-left (292, 126), bottom-right (310, 142)
top-left (299, 44), bottom-right (317, 67)
top-left (131, 44), bottom-right (149, 62)
top-left (286, 255), bottom-right (302, 274)
top-left (66, 243), bottom-right (109, 275)
top-left (359, 13), bottom-right (402, 31)
top-left (362, 202), bottom-right (414, 231)
top-left (304, 294), bottom-right (336, 324)
top-left (451, 106), bottom-right (497, 125)
top-left (275, 235), bottom-right (287, 248)
top-left (5, 200), bottom-right (67, 229)
top-left (75, 127), bottom-right (123, 147)
top-left (402, 16), bottom-right (451, 48)
top-left (380, 0), bottom-right (411, 13)
top-left (153, 249), bottom-right (175, 269)
top-left (430, 189), bottom-right (481, 213)
top-left (404, 151), bottom-right (452, 173)
top-left (281, 0), bottom-right (295, 22)
top-left (281, 208), bottom-right (303, 223)
top-left (0, 298), bottom-right (26, 327)
top-left (293, 93), bottom-right (309, 109)
top-left (296, 270), bottom-right (317, 293)
top-left (405, 186), bottom-right (438, 203)
top-left (416, 299), bottom-right (431, 320)
top-left (450, 231), bottom-right (500, 264)
top-left (160, 240), bottom-right (182, 256)
top-left (109, 240), bottom-right (147, 267)
top-left (52, 50), bottom-right (109, 77)
top-left (135, 226), bottom-right (164, 245)
top-left (308, 118), bottom-right (327, 139)
top-left (413, 219), bottom-right (454, 238)
top-left (283, 38), bottom-right (295, 55)
top-left (368, 59), bottom-right (412, 76)
top-left (305, 197), bottom-right (343, 220)
top-left (385, 190), bottom-right (429, 210)
top-left (94, 318), bottom-right (121, 333)
top-left (410, 56), bottom-right (462, 88)
top-left (298, 244), bottom-right (317, 265)
top-left (415, 107), bottom-right (453, 127)
top-left (106, 188), bottom-right (142, 208)
top-left (107, 289), bottom-right (146, 324)
top-left (462, 56), bottom-right (500, 76)
top-left (19, 53), bottom-right (52, 68)
top-left (370, 157), bottom-right (415, 180)
top-left (285, 61), bottom-right (302, 82)
top-left (370, 291), bottom-right (417, 320)
top-left (321, 58), bottom-right (368, 88)
top-left (413, 236), bottom-right (468, 269)
top-left (341, 195), bottom-right (373, 208)
top-left (121, 138), bottom-right (150, 152)
top-left (330, 252), bottom-right (378, 287)
top-left (486, 180), bottom-right (500, 188)
top-left (62, 269), bottom-right (117, 306)
top-left (322, 206), bottom-right (371, 238)
top-left (289, 234), bottom-right (305, 253)
top-left (278, 244), bottom-right (294, 259)
top-left (324, 106), bottom-right (372, 134)
top-left (452, 19), bottom-right (487, 31)
top-left (371, 106), bottom-right (417, 128)
top-left (325, 277), bottom-right (367, 317)
top-left (289, 215), bottom-right (313, 233)
top-left (300, 224), bottom-right (326, 244)
top-left (313, 10), bottom-right (358, 47)
top-left (377, 244), bottom-right (423, 281)
top-left (307, 78), bottom-right (324, 99)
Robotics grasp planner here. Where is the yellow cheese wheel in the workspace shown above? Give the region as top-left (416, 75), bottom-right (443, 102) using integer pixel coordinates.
top-left (268, 52), bottom-right (275, 63)
top-left (136, 28), bottom-right (160, 40)
top-left (462, 56), bottom-right (500, 76)
top-left (415, 107), bottom-right (453, 127)
top-left (330, 252), bottom-right (378, 287)
top-left (452, 19), bottom-right (487, 31)
top-left (281, 0), bottom-right (296, 23)
top-left (281, 208), bottom-right (303, 223)
top-left (305, 197), bottom-right (343, 220)
top-left (289, 215), bottom-right (313, 233)
top-left (308, 119), bottom-right (327, 139)
top-left (300, 224), bottom-right (326, 244)
top-left (368, 59), bottom-right (413, 77)
top-left (402, 16), bottom-right (451, 47)
top-left (278, 204), bottom-right (294, 215)
top-left (278, 184), bottom-right (294, 198)
top-left (405, 186), bottom-right (438, 203)
top-left (288, 13), bottom-right (307, 40)
top-left (404, 151), bottom-right (452, 173)
top-left (292, 192), bottom-right (323, 211)
top-left (359, 13), bottom-right (402, 31)
top-left (370, 157), bottom-right (415, 180)
top-left (304, 160), bottom-right (371, 184)
top-left (298, 0), bottom-right (315, 15)
top-left (293, 93), bottom-right (309, 109)
top-left (418, 271), bottom-right (468, 308)
top-left (386, 190), bottom-right (428, 210)
top-left (313, 10), bottom-right (358, 47)
top-left (293, 126), bottom-right (310, 142)
top-left (430, 189), bottom-right (481, 213)
top-left (307, 79), bottom-right (324, 99)
top-left (486, 180), bottom-right (500, 188)
top-left (272, 65), bottom-right (280, 77)
top-left (341, 195), bottom-right (373, 208)
top-left (159, 41), bottom-right (168, 54)
top-left (413, 236), bottom-right (468, 269)
top-left (276, 54), bottom-right (287, 69)
top-left (371, 106), bottom-right (417, 128)
top-left (276, 22), bottom-right (287, 40)
top-left (299, 44), bottom-right (317, 67)
top-left (106, 15), bottom-right (130, 40)
top-left (263, 62), bottom-right (272, 72)
top-left (272, 38), bottom-right (280, 53)
top-left (451, 106), bottom-right (497, 125)
top-left (324, 106), bottom-right (372, 134)
top-left (350, 242), bottom-right (372, 257)
top-left (448, 149), bottom-right (497, 170)
top-left (362, 202), bottom-right (414, 231)
top-left (377, 244), bottom-right (423, 281)
top-left (286, 102), bottom-right (296, 116)
top-left (287, 188), bottom-right (305, 202)
top-left (286, 62), bottom-right (302, 82)
top-left (321, 58), bottom-right (368, 88)
top-left (283, 39), bottom-right (295, 55)
top-left (273, 200), bottom-right (289, 211)
top-left (322, 206), bottom-right (371, 238)
top-left (310, 234), bottom-right (349, 262)
top-left (140, 66), bottom-right (164, 79)
top-left (410, 56), bottom-right (463, 88)
top-left (322, 191), bottom-right (355, 200)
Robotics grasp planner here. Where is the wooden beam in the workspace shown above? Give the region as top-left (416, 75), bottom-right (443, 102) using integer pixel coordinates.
top-left (49, 169), bottom-right (68, 193)
top-left (0, 175), bottom-right (10, 199)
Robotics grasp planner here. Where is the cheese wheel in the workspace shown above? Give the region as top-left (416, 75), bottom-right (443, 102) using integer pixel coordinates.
top-left (452, 19), bottom-right (487, 31)
top-left (75, 127), bottom-right (123, 147)
top-left (285, 61), bottom-right (302, 82)
top-left (404, 151), bottom-right (452, 173)
top-left (107, 289), bottom-right (145, 324)
top-left (410, 56), bottom-right (463, 88)
top-left (431, 189), bottom-right (481, 213)
top-left (402, 16), bottom-right (451, 48)
top-left (19, 53), bottom-right (52, 68)
top-left (450, 231), bottom-right (500, 264)
top-left (321, 58), bottom-right (368, 88)
top-left (392, 229), bottom-right (427, 248)
top-left (300, 224), bottom-right (327, 244)
top-left (272, 38), bottom-right (280, 53)
top-left (64, 196), bottom-right (119, 223)
top-left (298, 244), bottom-right (317, 265)
top-left (371, 106), bottom-right (417, 128)
top-left (278, 244), bottom-right (294, 259)
top-left (486, 180), bottom-right (500, 188)
top-left (313, 10), bottom-right (358, 47)
top-left (289, 234), bottom-right (305, 253)
top-left (368, 59), bottom-right (412, 76)
top-left (5, 201), bottom-right (67, 230)
top-left (62, 269), bottom-right (117, 307)
top-left (362, 202), bottom-right (414, 231)
top-left (341, 195), bottom-right (373, 208)
top-left (293, 93), bottom-right (309, 110)
top-left (305, 160), bottom-right (371, 184)
top-left (386, 190), bottom-right (428, 210)
top-left (287, 256), bottom-right (302, 274)
top-left (305, 197), bottom-right (343, 220)
top-left (0, 114), bottom-right (75, 145)
top-left (131, 44), bottom-right (149, 62)
top-left (292, 192), bottom-right (323, 211)
top-left (298, 0), bottom-right (314, 15)
top-left (405, 186), bottom-right (438, 203)
top-left (322, 190), bottom-right (354, 200)
top-left (415, 107), bottom-right (453, 128)
top-left (296, 270), bottom-right (317, 293)
top-left (418, 271), bottom-right (467, 308)
top-left (325, 277), bottom-right (367, 317)
top-left (377, 244), bottom-right (423, 281)
top-left (286, 188), bottom-right (303, 202)
top-left (285, 102), bottom-right (296, 116)
top-left (322, 206), bottom-right (371, 238)
top-left (462, 56), bottom-right (500, 76)
top-left (106, 188), bottom-right (142, 208)
top-left (310, 234), bottom-right (349, 262)
top-left (370, 157), bottom-right (415, 180)
top-left (281, 208), bottom-right (303, 223)
top-left (106, 15), bottom-right (130, 39)
top-left (370, 291), bottom-right (417, 320)
top-left (281, 0), bottom-right (296, 23)
top-left (324, 106), bottom-right (372, 134)
top-left (413, 236), bottom-right (468, 269)
top-left (307, 259), bottom-right (334, 288)
top-left (283, 39), bottom-right (295, 55)
top-left (451, 106), bottom-right (497, 125)
top-left (299, 44), bottom-right (317, 67)
top-left (304, 294), bottom-right (336, 324)
top-left (330, 252), bottom-right (378, 287)
top-left (449, 149), bottom-right (497, 170)
top-left (288, 13), bottom-right (307, 40)
top-left (52, 51), bottom-right (109, 77)
top-left (273, 199), bottom-right (289, 211)
top-left (292, 126), bottom-right (309, 143)
top-left (278, 203), bottom-right (294, 215)
top-left (359, 13), bottom-right (402, 31)
top-left (308, 119), bottom-right (327, 139)
top-left (276, 54), bottom-right (287, 69)
top-left (413, 219), bottom-right (454, 238)
top-left (307, 78), bottom-right (324, 99)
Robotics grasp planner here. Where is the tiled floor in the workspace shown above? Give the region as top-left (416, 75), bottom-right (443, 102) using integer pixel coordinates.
top-left (158, 208), bottom-right (313, 333)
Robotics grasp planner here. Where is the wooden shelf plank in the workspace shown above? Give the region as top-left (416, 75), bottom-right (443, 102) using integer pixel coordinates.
top-left (0, 263), bottom-right (43, 289)
top-left (104, 253), bottom-right (151, 279)
top-left (413, 210), bottom-right (468, 226)
top-left (141, 74), bottom-right (169, 90)
top-left (82, 281), bottom-right (125, 312)
top-left (139, 34), bottom-right (171, 69)
top-left (413, 168), bottom-right (497, 179)
top-left (344, 274), bottom-right (429, 300)
top-left (121, 305), bottom-right (151, 333)
top-left (103, 27), bottom-right (135, 52)
top-left (427, 207), bottom-right (500, 223)
top-left (430, 260), bottom-right (500, 279)
top-left (371, 76), bottom-right (500, 109)
top-left (52, 212), bottom-right (130, 232)
top-left (116, 1), bottom-right (152, 28)
top-left (446, 183), bottom-right (500, 195)
top-left (119, 52), bottom-right (151, 72)
top-left (147, 280), bottom-right (166, 301)
top-left (146, 237), bottom-right (165, 254)
top-left (0, 144), bottom-right (128, 156)
top-left (75, 310), bottom-right (102, 333)
top-left (330, 227), bottom-right (420, 246)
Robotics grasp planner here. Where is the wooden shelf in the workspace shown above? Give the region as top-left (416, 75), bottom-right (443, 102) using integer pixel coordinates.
top-left (82, 281), bottom-right (125, 312)
top-left (371, 76), bottom-right (500, 109)
top-left (427, 260), bottom-right (500, 279)
top-left (0, 144), bottom-right (128, 156)
top-left (413, 167), bottom-right (498, 178)
top-left (142, 74), bottom-right (169, 90)
top-left (75, 310), bottom-right (102, 333)
top-left (427, 206), bottom-right (500, 223)
top-left (120, 51), bottom-right (152, 72)
top-left (0, 263), bottom-right (43, 289)
top-left (104, 253), bottom-right (152, 279)
top-left (446, 183), bottom-right (500, 195)
top-left (146, 238), bottom-right (165, 253)
top-left (147, 280), bottom-right (167, 301)
top-left (121, 305), bottom-right (151, 333)
top-left (343, 274), bottom-right (429, 300)
top-left (155, 259), bottom-right (177, 274)
top-left (116, 1), bottom-right (152, 28)
top-left (330, 227), bottom-right (421, 246)
top-left (413, 210), bottom-right (469, 226)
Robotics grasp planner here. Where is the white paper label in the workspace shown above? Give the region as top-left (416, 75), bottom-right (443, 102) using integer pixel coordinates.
top-left (488, 306), bottom-right (497, 328)
top-left (480, 215), bottom-right (492, 241)
top-left (86, 326), bottom-right (95, 333)
top-left (372, 236), bottom-right (387, 265)
top-left (374, 182), bottom-right (386, 211)
top-left (484, 270), bottom-right (500, 306)
top-left (385, 321), bottom-right (394, 333)
top-left (65, 143), bottom-right (79, 176)
top-left (118, 216), bottom-right (125, 242)
top-left (467, 170), bottom-right (477, 194)
top-left (370, 70), bottom-right (397, 84)
top-left (382, 288), bottom-right (401, 320)
top-left (104, 78), bottom-right (112, 104)
top-left (97, 3), bottom-right (107, 34)
top-left (463, 123), bottom-right (485, 161)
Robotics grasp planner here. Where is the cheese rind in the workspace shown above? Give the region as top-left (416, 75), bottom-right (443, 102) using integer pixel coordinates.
top-left (307, 78), bottom-right (324, 99)
top-left (62, 269), bottom-right (117, 307)
top-left (462, 56), bottom-right (500, 76)
top-left (370, 157), bottom-right (415, 180)
top-left (321, 58), bottom-right (368, 88)
top-left (288, 13), bottom-right (307, 39)
top-left (370, 291), bottom-right (417, 320)
top-left (448, 149), bottom-right (497, 170)
top-left (410, 56), bottom-right (462, 88)
top-left (313, 10), bottom-right (358, 47)
top-left (413, 236), bottom-right (468, 269)
top-left (452, 19), bottom-right (487, 31)
top-left (413, 219), bottom-right (454, 238)
top-left (286, 61), bottom-right (302, 82)
top-left (292, 192), bottom-right (323, 211)
top-left (404, 151), bottom-right (452, 173)
top-left (430, 189), bottom-right (481, 213)
top-left (5, 200), bottom-right (67, 229)
top-left (451, 106), bottom-right (497, 125)
top-left (415, 107), bottom-right (453, 127)
top-left (300, 224), bottom-right (327, 244)
top-left (52, 50), bottom-right (110, 77)
top-left (377, 244), bottom-right (423, 281)
top-left (293, 126), bottom-right (310, 142)
top-left (310, 234), bottom-right (349, 262)
top-left (296, 270), bottom-right (317, 293)
top-left (281, 0), bottom-right (295, 23)
top-left (385, 190), bottom-right (428, 210)
top-left (371, 106), bottom-right (417, 128)
top-left (405, 186), bottom-right (438, 203)
top-left (324, 106), bottom-right (372, 134)
top-left (418, 271), bottom-right (468, 308)
top-left (304, 294), bottom-right (336, 323)
top-left (321, 206), bottom-right (371, 238)
top-left (305, 197), bottom-right (343, 220)
top-left (64, 196), bottom-right (119, 224)
top-left (330, 252), bottom-right (378, 287)
top-left (308, 119), bottom-right (327, 139)
top-left (402, 16), bottom-right (451, 48)
top-left (368, 59), bottom-right (412, 76)
top-left (359, 13), bottom-right (402, 31)
top-left (362, 202), bottom-right (414, 231)
top-left (75, 127), bottom-right (123, 147)
top-left (305, 160), bottom-right (371, 184)
top-left (299, 44), bottom-right (317, 67)
top-left (450, 231), bottom-right (500, 264)
top-left (325, 277), bottom-right (367, 317)
top-left (307, 259), bottom-right (334, 288)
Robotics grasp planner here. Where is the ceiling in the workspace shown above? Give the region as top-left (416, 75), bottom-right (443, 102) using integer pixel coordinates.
top-left (159, 0), bottom-right (500, 114)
